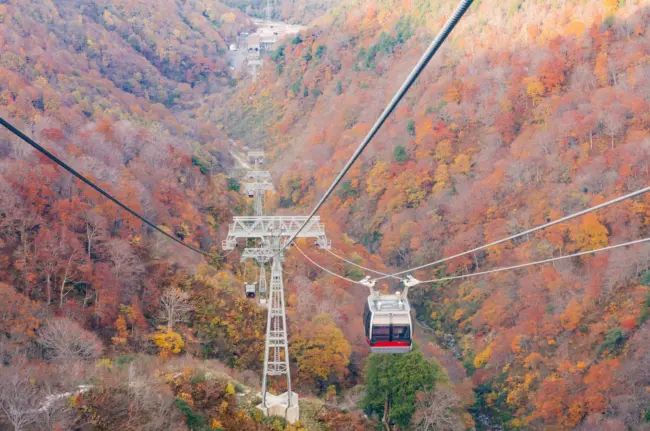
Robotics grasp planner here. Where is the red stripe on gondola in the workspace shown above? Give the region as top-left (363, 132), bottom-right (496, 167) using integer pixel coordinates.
top-left (366, 338), bottom-right (411, 347)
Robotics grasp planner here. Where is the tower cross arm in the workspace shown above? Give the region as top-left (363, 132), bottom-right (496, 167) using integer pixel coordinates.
top-left (241, 247), bottom-right (279, 263)
top-left (244, 182), bottom-right (275, 193)
top-left (222, 216), bottom-right (329, 251)
top-left (246, 170), bottom-right (273, 183)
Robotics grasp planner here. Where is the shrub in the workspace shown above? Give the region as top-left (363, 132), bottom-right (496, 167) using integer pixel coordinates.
top-left (337, 180), bottom-right (357, 200)
top-left (190, 370), bottom-right (206, 385)
top-left (290, 78), bottom-right (302, 95)
top-left (599, 327), bottom-right (625, 356)
top-left (227, 177), bottom-right (240, 192)
top-left (271, 45), bottom-right (285, 62)
top-left (393, 145), bottom-right (407, 163)
top-left (174, 397), bottom-right (205, 430)
top-left (406, 119), bottom-right (415, 136)
top-left (191, 155), bottom-right (210, 174)
top-left (640, 270), bottom-right (650, 286)
top-left (115, 354), bottom-right (136, 368)
top-left (315, 45), bottom-right (326, 59)
top-left (347, 267), bottom-right (365, 280)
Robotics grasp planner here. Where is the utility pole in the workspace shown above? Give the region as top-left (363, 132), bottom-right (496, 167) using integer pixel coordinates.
top-left (224, 152), bottom-right (330, 423)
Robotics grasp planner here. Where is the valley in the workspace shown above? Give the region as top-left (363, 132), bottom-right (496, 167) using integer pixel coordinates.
top-left (1, 0), bottom-right (650, 430)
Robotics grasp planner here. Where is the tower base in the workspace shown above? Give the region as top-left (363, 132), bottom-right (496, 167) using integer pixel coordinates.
top-left (256, 391), bottom-right (299, 424)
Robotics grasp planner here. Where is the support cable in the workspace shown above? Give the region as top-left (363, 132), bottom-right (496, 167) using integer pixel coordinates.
top-left (0, 116), bottom-right (218, 259)
top-left (374, 184), bottom-right (650, 281)
top-left (273, 0), bottom-right (475, 259)
top-left (416, 237), bottom-right (650, 284)
top-left (297, 237), bottom-right (650, 288)
top-left (325, 249), bottom-right (401, 280)
top-left (293, 244), bottom-right (368, 286)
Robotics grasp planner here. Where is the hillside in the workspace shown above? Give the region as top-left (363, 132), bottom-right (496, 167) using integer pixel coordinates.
top-left (223, 0), bottom-right (345, 25)
top-left (0, 0), bottom-right (253, 317)
top-left (0, 0), bottom-right (268, 429)
top-left (3, 0), bottom-right (650, 428)
top-left (0, 0), bottom-right (383, 429)
top-left (225, 0), bottom-right (650, 428)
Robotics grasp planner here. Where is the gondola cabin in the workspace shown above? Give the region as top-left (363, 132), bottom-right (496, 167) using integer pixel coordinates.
top-left (364, 293), bottom-right (412, 354)
top-left (245, 283), bottom-right (256, 298)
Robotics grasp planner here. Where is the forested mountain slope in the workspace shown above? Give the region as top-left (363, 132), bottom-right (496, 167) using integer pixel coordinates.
top-left (0, 1), bottom-right (280, 428)
top-left (0, 0), bottom-right (253, 323)
top-left (226, 0), bottom-right (650, 428)
top-left (0, 0), bottom-right (378, 428)
top-left (223, 0), bottom-right (345, 25)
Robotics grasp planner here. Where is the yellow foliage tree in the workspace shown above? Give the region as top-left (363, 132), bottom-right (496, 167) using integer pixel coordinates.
top-left (565, 20), bottom-right (586, 38)
top-left (604, 0), bottom-right (618, 15)
top-left (153, 328), bottom-right (184, 359)
top-left (366, 161), bottom-right (390, 198)
top-left (435, 140), bottom-right (453, 162)
top-left (524, 352), bottom-right (545, 369)
top-left (474, 343), bottom-right (493, 369)
top-left (395, 170), bottom-right (432, 208)
top-left (595, 52), bottom-right (609, 87)
top-left (560, 299), bottom-right (584, 331)
top-left (524, 76), bottom-right (545, 104)
top-left (290, 314), bottom-right (351, 385)
top-left (221, 12), bottom-right (236, 24)
top-left (446, 81), bottom-right (462, 103)
top-left (432, 163), bottom-right (450, 195)
top-left (569, 213), bottom-right (608, 251)
top-left (450, 153), bottom-right (472, 175)
top-left (111, 315), bottom-right (129, 349)
top-left (511, 335), bottom-right (526, 354)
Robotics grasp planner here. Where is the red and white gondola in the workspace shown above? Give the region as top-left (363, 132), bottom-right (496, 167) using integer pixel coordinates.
top-left (363, 291), bottom-right (412, 354)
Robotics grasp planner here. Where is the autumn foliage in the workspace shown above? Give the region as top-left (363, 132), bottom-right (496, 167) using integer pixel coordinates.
top-left (2, 0), bottom-right (650, 428)
top-left (227, 0), bottom-right (650, 428)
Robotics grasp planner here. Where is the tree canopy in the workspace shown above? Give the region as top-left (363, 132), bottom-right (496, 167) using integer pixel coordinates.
top-left (361, 346), bottom-right (446, 427)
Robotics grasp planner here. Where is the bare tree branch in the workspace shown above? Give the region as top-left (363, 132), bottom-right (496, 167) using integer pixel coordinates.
top-left (159, 287), bottom-right (193, 331)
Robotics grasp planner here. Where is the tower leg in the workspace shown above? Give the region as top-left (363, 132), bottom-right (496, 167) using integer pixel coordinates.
top-left (259, 264), bottom-right (267, 303)
top-left (261, 270), bottom-right (272, 407)
top-left (255, 191), bottom-right (263, 216)
top-left (258, 257), bottom-right (298, 422)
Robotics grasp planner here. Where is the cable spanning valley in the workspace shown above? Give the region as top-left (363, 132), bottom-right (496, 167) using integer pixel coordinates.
top-left (3, 0), bottom-right (650, 427)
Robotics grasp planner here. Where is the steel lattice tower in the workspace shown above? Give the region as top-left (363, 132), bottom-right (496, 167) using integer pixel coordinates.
top-left (245, 152), bottom-right (274, 216)
top-left (224, 152), bottom-right (330, 422)
top-left (262, 254), bottom-right (291, 403)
